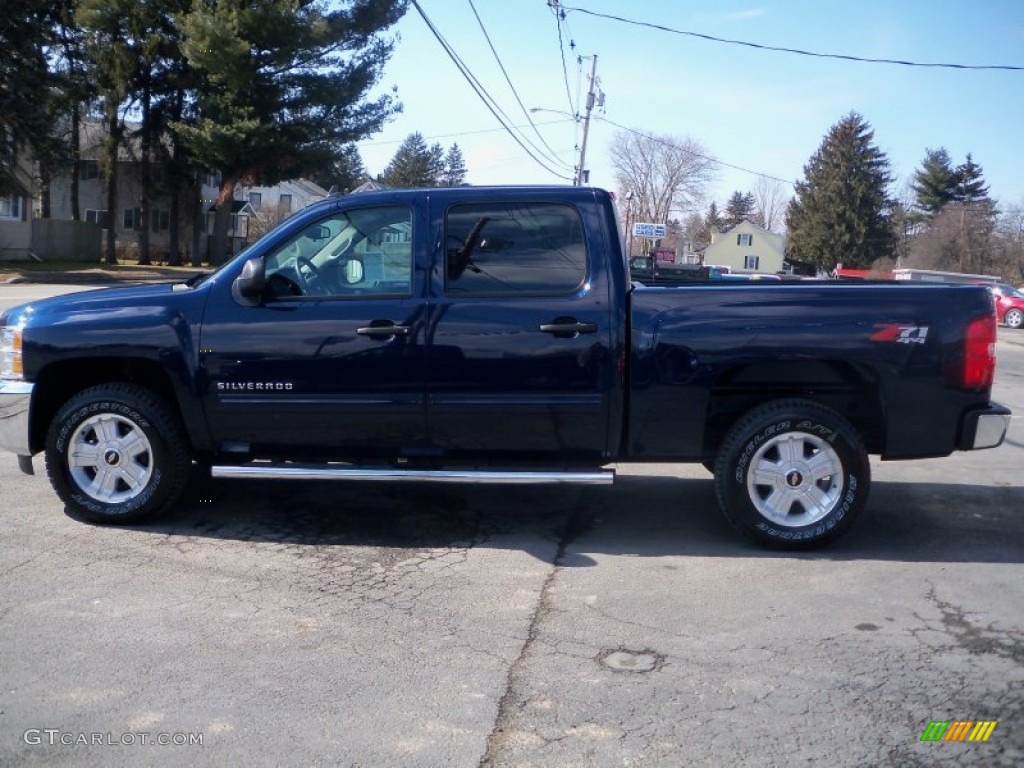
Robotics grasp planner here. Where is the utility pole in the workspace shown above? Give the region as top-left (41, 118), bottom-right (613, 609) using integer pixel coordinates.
top-left (576, 55), bottom-right (598, 186)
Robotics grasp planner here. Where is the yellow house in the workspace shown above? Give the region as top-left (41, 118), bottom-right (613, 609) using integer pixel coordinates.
top-left (702, 220), bottom-right (785, 274)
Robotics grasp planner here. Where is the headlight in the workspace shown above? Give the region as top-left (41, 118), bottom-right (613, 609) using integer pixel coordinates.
top-left (0, 325), bottom-right (24, 379)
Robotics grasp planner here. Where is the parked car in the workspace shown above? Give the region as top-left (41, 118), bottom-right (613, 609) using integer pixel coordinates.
top-left (990, 283), bottom-right (1024, 329)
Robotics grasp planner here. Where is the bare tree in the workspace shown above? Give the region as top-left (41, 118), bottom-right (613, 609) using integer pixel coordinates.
top-left (906, 202), bottom-right (997, 274)
top-left (991, 199), bottom-right (1024, 283)
top-left (610, 129), bottom-right (717, 230)
top-left (751, 175), bottom-right (789, 232)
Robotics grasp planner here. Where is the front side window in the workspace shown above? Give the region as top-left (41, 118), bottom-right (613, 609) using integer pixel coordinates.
top-left (445, 201), bottom-right (587, 295)
top-left (744, 255), bottom-right (760, 270)
top-left (263, 205), bottom-right (413, 299)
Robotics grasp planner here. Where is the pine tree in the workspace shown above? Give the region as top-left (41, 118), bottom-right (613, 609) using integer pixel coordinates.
top-left (954, 153), bottom-right (990, 204)
top-left (382, 132), bottom-right (437, 187)
top-left (0, 0), bottom-right (60, 196)
top-left (442, 143), bottom-right (467, 186)
top-left (911, 147), bottom-right (957, 216)
top-left (693, 201), bottom-right (722, 249)
top-left (175, 0), bottom-right (406, 264)
top-left (785, 112), bottom-right (894, 270)
top-left (723, 190), bottom-right (755, 228)
top-left (78, 0), bottom-right (140, 264)
top-left (312, 144), bottom-right (367, 193)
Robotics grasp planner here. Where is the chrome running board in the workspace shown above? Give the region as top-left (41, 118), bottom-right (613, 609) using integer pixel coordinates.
top-left (211, 464), bottom-right (615, 485)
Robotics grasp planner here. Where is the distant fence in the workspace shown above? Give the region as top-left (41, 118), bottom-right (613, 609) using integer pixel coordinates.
top-left (31, 219), bottom-right (102, 262)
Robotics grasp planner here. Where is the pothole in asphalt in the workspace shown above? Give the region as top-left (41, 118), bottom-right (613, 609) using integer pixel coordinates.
top-left (597, 648), bottom-right (665, 673)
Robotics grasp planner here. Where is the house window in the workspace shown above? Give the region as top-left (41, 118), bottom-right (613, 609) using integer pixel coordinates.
top-left (0, 195), bottom-right (23, 220)
top-left (0, 130), bottom-right (14, 166)
top-left (248, 192), bottom-right (262, 211)
top-left (744, 255), bottom-right (760, 271)
top-left (203, 171), bottom-right (219, 187)
top-left (123, 207), bottom-right (142, 231)
top-left (737, 233), bottom-right (753, 246)
top-left (151, 209), bottom-right (170, 232)
top-left (84, 209), bottom-right (109, 228)
top-left (278, 194), bottom-right (292, 213)
top-left (80, 160), bottom-right (100, 181)
top-left (230, 213), bottom-right (249, 238)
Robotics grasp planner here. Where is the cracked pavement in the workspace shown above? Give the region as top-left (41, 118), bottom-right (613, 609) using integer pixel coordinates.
top-left (1, 291), bottom-right (1022, 767)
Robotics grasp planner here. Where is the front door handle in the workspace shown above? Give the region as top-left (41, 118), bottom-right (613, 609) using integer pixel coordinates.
top-left (356, 323), bottom-right (411, 338)
top-left (538, 319), bottom-right (598, 337)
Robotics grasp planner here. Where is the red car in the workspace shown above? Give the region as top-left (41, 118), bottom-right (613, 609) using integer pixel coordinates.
top-left (990, 283), bottom-right (1024, 329)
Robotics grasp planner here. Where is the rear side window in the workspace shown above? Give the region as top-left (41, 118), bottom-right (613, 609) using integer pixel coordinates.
top-left (445, 202), bottom-right (587, 295)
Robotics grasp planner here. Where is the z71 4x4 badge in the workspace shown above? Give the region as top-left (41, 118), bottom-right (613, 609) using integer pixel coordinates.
top-left (870, 324), bottom-right (929, 344)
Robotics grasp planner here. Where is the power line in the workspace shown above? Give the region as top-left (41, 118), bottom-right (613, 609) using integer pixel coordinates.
top-left (409, 0), bottom-right (573, 180)
top-left (561, 5), bottom-right (1024, 71)
top-left (550, 4), bottom-right (578, 116)
top-left (466, 0), bottom-right (571, 170)
top-left (360, 119), bottom-right (568, 147)
top-left (598, 116), bottom-right (795, 186)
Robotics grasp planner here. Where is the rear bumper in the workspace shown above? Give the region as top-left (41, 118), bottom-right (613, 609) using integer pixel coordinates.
top-left (958, 402), bottom-right (1011, 450)
top-left (0, 380), bottom-right (33, 457)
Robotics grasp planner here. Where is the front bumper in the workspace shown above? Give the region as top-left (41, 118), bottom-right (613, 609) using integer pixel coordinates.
top-left (0, 380), bottom-right (33, 457)
top-left (959, 402), bottom-right (1011, 450)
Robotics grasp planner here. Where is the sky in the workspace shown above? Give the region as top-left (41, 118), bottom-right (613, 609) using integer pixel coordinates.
top-left (354, 0), bottom-right (1024, 220)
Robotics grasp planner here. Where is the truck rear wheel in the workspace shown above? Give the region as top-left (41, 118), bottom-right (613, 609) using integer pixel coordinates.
top-left (713, 399), bottom-right (870, 549)
top-left (45, 384), bottom-right (190, 524)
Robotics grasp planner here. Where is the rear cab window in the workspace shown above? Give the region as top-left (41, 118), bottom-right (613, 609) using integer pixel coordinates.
top-left (444, 202), bottom-right (588, 296)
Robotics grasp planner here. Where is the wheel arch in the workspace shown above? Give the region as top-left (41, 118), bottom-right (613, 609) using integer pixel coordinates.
top-left (701, 359), bottom-right (885, 459)
top-left (29, 357), bottom-right (199, 455)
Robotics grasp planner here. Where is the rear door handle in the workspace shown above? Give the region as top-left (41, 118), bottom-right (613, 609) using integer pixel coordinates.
top-left (538, 320), bottom-right (598, 336)
top-left (356, 324), bottom-right (411, 337)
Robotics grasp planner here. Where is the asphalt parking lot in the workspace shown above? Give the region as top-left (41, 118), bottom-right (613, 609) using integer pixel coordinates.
top-left (1, 283), bottom-right (1022, 767)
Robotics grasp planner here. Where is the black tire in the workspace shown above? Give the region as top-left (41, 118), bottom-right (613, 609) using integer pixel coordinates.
top-left (45, 383), bottom-right (190, 524)
top-left (713, 399), bottom-right (870, 549)
top-left (1005, 308), bottom-right (1023, 329)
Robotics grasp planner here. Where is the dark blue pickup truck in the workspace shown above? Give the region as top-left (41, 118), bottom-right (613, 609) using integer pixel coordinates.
top-left (0, 186), bottom-right (1011, 548)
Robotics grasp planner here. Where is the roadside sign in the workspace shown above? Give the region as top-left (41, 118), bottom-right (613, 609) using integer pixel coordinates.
top-left (632, 222), bottom-right (666, 239)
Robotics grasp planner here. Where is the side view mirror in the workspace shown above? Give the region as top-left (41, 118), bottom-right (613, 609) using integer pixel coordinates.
top-left (231, 255), bottom-right (266, 307)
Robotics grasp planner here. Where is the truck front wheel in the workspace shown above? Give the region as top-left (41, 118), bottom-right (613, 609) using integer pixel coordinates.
top-left (45, 384), bottom-right (190, 524)
top-left (713, 399), bottom-right (870, 549)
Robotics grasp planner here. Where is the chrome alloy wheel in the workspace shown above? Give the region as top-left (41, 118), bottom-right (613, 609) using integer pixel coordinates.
top-left (68, 413), bottom-right (154, 503)
top-left (746, 431), bottom-right (843, 527)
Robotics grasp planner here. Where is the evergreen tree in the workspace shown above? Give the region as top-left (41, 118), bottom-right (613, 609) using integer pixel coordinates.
top-left (382, 132), bottom-right (437, 187)
top-left (954, 153), bottom-right (990, 204)
top-left (692, 201), bottom-right (722, 249)
top-left (312, 143), bottom-right (367, 193)
top-left (175, 0), bottom-right (407, 264)
top-left (428, 142), bottom-right (445, 185)
top-left (723, 190), bottom-right (755, 228)
top-left (0, 0), bottom-right (60, 195)
top-left (785, 112), bottom-right (894, 270)
top-left (77, 0), bottom-right (139, 264)
top-left (911, 147), bottom-right (957, 216)
top-left (442, 142), bottom-right (467, 186)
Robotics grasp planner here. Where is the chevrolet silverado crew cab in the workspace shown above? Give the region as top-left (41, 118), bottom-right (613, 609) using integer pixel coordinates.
top-left (0, 186), bottom-right (1011, 548)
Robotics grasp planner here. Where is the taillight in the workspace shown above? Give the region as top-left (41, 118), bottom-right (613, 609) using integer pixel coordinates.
top-left (961, 314), bottom-right (996, 390)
